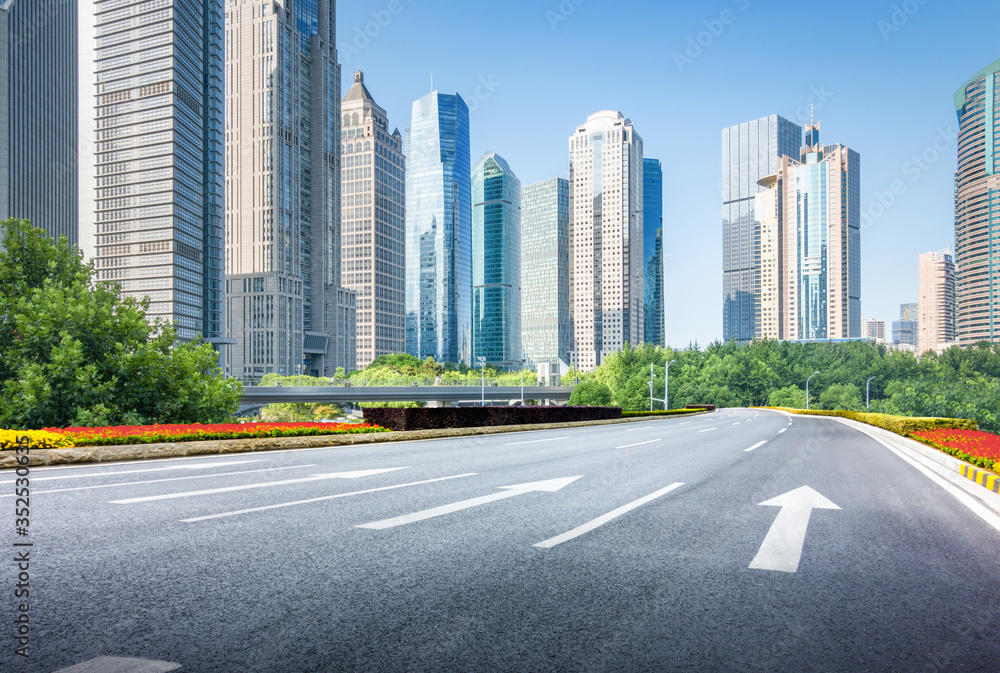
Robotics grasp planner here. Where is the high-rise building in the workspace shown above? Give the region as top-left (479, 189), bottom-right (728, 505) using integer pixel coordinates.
top-left (1, 0), bottom-right (77, 243)
top-left (569, 110), bottom-right (643, 372)
top-left (862, 318), bottom-right (886, 343)
top-left (752, 122), bottom-right (861, 341)
top-left (78, 0), bottom-right (228, 352)
top-left (722, 114), bottom-right (802, 343)
top-left (223, 0), bottom-right (354, 378)
top-left (340, 70), bottom-right (405, 368)
top-left (643, 158), bottom-right (664, 346)
top-left (900, 302), bottom-right (918, 322)
top-left (521, 177), bottom-right (572, 369)
top-left (954, 59), bottom-right (1000, 346)
top-left (918, 250), bottom-right (957, 355)
top-left (404, 91), bottom-right (472, 365)
top-left (892, 302), bottom-right (918, 348)
top-left (471, 151), bottom-right (520, 368)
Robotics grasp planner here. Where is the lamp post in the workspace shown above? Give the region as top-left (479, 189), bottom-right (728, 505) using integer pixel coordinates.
top-left (866, 376), bottom-right (877, 409)
top-left (806, 371), bottom-right (820, 410)
top-left (665, 360), bottom-right (676, 410)
top-left (520, 358), bottom-right (527, 406)
top-left (478, 356), bottom-right (487, 407)
top-left (649, 364), bottom-right (655, 411)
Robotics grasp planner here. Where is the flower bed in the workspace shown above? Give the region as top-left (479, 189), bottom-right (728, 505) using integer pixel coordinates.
top-left (0, 422), bottom-right (388, 449)
top-left (911, 428), bottom-right (1000, 473)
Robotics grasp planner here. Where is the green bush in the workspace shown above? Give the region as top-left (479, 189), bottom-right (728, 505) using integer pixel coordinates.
top-left (569, 380), bottom-right (613, 406)
top-left (622, 409), bottom-right (703, 418)
top-left (770, 407), bottom-right (978, 434)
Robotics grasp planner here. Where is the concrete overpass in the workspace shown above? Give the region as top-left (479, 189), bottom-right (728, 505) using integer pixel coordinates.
top-left (240, 385), bottom-right (573, 407)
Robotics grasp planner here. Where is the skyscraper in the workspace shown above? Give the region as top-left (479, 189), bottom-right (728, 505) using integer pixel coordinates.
top-left (224, 0), bottom-right (353, 378)
top-left (752, 122), bottom-right (861, 341)
top-left (521, 177), bottom-right (572, 368)
top-left (341, 70), bottom-right (405, 368)
top-left (569, 110), bottom-right (643, 372)
top-left (643, 158), bottom-right (664, 347)
top-left (404, 91), bottom-right (472, 365)
top-left (862, 318), bottom-right (886, 343)
top-left (918, 250), bottom-right (957, 355)
top-left (1, 0), bottom-right (77, 243)
top-left (892, 303), bottom-right (918, 348)
top-left (954, 59), bottom-right (1000, 346)
top-left (79, 0), bottom-right (227, 350)
top-left (471, 151), bottom-right (521, 368)
top-left (722, 115), bottom-right (802, 343)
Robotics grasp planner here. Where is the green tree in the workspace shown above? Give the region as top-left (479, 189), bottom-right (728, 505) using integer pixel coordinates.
top-left (769, 385), bottom-right (806, 409)
top-left (818, 383), bottom-right (863, 411)
top-left (0, 219), bottom-right (241, 429)
top-left (569, 380), bottom-right (613, 406)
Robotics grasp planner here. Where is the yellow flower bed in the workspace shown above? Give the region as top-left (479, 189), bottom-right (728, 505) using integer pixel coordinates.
top-left (0, 430), bottom-right (75, 450)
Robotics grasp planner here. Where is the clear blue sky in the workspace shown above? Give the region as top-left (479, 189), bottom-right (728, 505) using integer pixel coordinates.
top-left (336, 0), bottom-right (1000, 347)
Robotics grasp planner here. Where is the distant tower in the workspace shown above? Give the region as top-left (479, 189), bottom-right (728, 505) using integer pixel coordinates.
top-left (918, 250), bottom-right (957, 355)
top-left (569, 111), bottom-right (643, 371)
top-left (643, 158), bottom-right (664, 347)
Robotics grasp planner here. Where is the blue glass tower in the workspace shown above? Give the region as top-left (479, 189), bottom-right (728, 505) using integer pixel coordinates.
top-left (404, 91), bottom-right (472, 365)
top-left (472, 152), bottom-right (521, 368)
top-left (643, 158), bottom-right (664, 346)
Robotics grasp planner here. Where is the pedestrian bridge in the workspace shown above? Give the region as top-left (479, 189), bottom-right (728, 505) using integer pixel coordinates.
top-left (240, 385), bottom-right (573, 407)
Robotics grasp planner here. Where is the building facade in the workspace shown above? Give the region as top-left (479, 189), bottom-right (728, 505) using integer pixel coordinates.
top-left (79, 0), bottom-right (226, 348)
top-left (752, 123), bottom-right (861, 341)
top-left (892, 302), bottom-right (918, 347)
top-left (918, 250), bottom-right (957, 355)
top-left (862, 318), bottom-right (886, 343)
top-left (1, 0), bottom-right (77, 243)
top-left (954, 59), bottom-right (1000, 346)
top-left (224, 0), bottom-right (354, 378)
top-left (471, 151), bottom-right (520, 368)
top-left (722, 114), bottom-right (802, 343)
top-left (643, 158), bottom-right (664, 347)
top-left (340, 70), bottom-right (404, 368)
top-left (521, 177), bottom-right (572, 369)
top-left (404, 91), bottom-right (472, 365)
top-left (569, 110), bottom-right (643, 371)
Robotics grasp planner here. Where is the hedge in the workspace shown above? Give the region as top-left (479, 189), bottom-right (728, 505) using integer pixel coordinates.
top-left (363, 406), bottom-right (622, 431)
top-left (765, 408), bottom-right (978, 435)
top-left (622, 409), bottom-right (704, 418)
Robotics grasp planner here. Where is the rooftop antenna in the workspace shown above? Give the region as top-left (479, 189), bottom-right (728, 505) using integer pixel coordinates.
top-left (810, 103), bottom-right (814, 126)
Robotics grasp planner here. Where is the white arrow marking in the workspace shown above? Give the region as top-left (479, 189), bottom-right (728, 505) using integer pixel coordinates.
top-left (52, 656), bottom-right (180, 672)
top-left (749, 486), bottom-right (840, 573)
top-left (111, 467), bottom-right (409, 504)
top-left (357, 476), bottom-right (582, 530)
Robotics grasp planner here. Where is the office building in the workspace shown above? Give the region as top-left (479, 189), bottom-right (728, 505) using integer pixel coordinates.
top-left (892, 302), bottom-right (918, 347)
top-left (752, 122), bottom-right (861, 341)
top-left (722, 114), bottom-right (802, 342)
top-left (521, 177), bottom-right (572, 369)
top-left (224, 0), bottom-right (354, 377)
top-left (471, 151), bottom-right (520, 367)
top-left (1, 0), bottom-right (77, 243)
top-left (918, 250), bottom-right (957, 355)
top-left (78, 0), bottom-right (227, 352)
top-left (569, 110), bottom-right (643, 371)
top-left (404, 91), bottom-right (472, 365)
top-left (954, 59), bottom-right (1000, 345)
top-left (341, 70), bottom-right (405, 368)
top-left (862, 318), bottom-right (886, 343)
top-left (643, 158), bottom-right (664, 346)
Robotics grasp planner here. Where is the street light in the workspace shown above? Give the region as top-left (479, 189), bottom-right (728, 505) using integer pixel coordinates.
top-left (806, 371), bottom-right (820, 410)
top-left (866, 376), bottom-right (877, 409)
top-left (665, 359), bottom-right (677, 410)
top-left (478, 356), bottom-right (487, 407)
top-left (520, 358), bottom-right (527, 406)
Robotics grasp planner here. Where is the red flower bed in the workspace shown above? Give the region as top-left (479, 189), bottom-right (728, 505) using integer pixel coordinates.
top-left (911, 428), bottom-right (1000, 472)
top-left (42, 422), bottom-right (388, 447)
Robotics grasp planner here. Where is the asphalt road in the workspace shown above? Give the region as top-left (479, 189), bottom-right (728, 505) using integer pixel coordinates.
top-left (3, 409), bottom-right (1000, 672)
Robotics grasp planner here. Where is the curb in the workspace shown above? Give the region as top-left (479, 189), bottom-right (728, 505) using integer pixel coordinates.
top-left (957, 463), bottom-right (1000, 495)
top-left (0, 411), bottom-right (710, 470)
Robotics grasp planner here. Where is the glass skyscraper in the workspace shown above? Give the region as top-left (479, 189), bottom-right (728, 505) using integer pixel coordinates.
top-left (404, 91), bottom-right (472, 365)
top-left (521, 178), bottom-right (572, 369)
top-left (1, 0), bottom-right (77, 244)
top-left (79, 0), bottom-right (226, 349)
top-left (472, 151), bottom-right (520, 368)
top-left (643, 158), bottom-right (664, 346)
top-left (722, 115), bottom-right (802, 343)
top-left (954, 58), bottom-right (1000, 346)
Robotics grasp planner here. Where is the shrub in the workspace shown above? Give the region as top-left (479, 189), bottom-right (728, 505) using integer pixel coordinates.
top-left (769, 408), bottom-right (978, 436)
top-left (569, 381), bottom-right (613, 406)
top-left (0, 429), bottom-right (74, 450)
top-left (363, 406), bottom-right (622, 431)
top-left (622, 409), bottom-right (703, 418)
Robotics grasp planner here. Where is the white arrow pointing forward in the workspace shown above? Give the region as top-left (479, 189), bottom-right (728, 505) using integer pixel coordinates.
top-left (357, 476), bottom-right (582, 530)
top-left (749, 486), bottom-right (840, 573)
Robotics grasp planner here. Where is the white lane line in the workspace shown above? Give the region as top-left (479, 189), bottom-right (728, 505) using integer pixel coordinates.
top-left (0, 460), bottom-right (266, 484)
top-left (699, 428), bottom-right (717, 433)
top-left (731, 422), bottom-right (741, 426)
top-left (1, 453), bottom-right (264, 474)
top-left (614, 439), bottom-right (662, 449)
top-left (779, 428), bottom-right (787, 434)
top-left (534, 482), bottom-right (685, 549)
top-left (505, 436), bottom-right (569, 446)
top-left (181, 473), bottom-right (478, 523)
top-left (111, 467), bottom-right (409, 504)
top-left (745, 441), bottom-right (768, 452)
top-left (678, 422), bottom-right (693, 425)
top-left (0, 465), bottom-right (314, 497)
